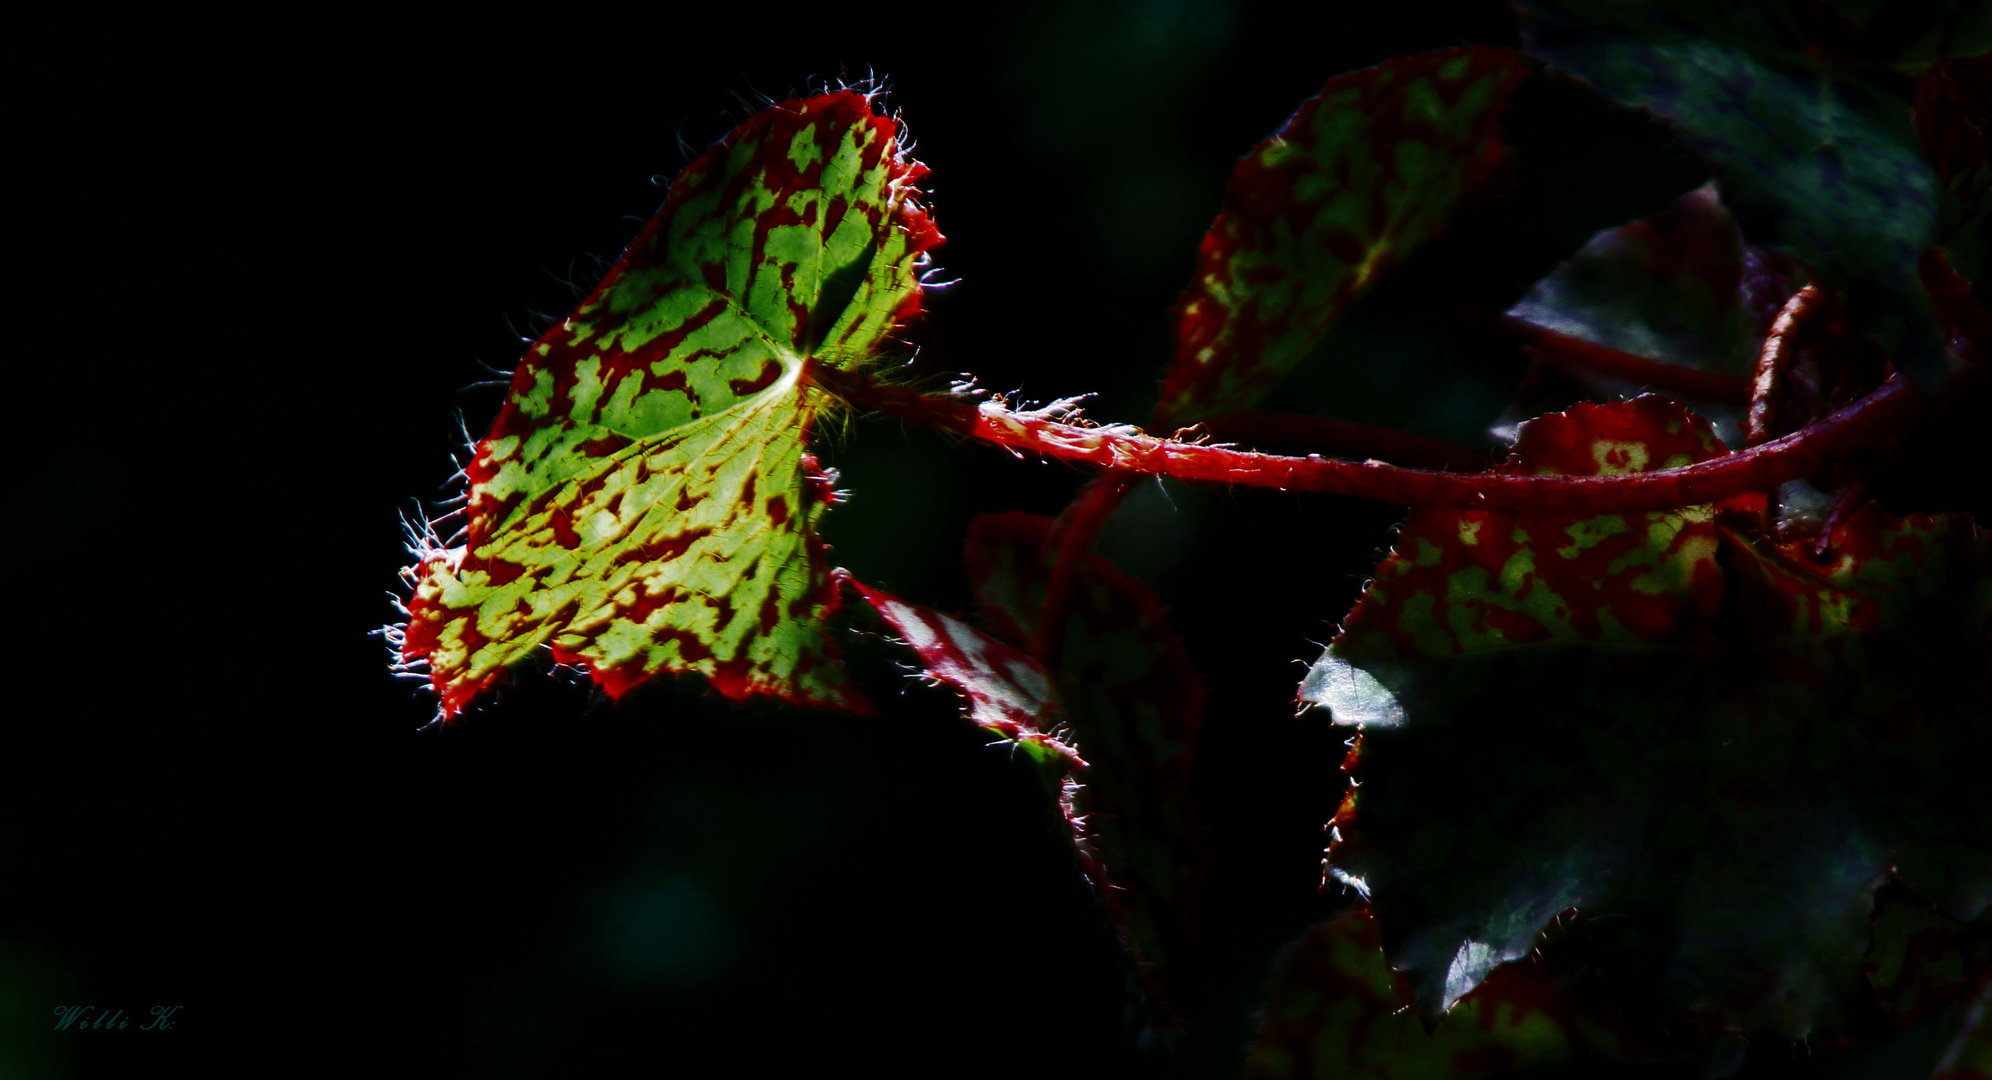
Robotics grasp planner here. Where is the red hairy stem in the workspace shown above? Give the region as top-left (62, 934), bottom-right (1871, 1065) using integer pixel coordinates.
top-left (807, 362), bottom-right (1924, 513)
top-left (1750, 284), bottom-right (1825, 446)
top-left (1485, 313), bottom-right (1754, 405)
top-left (1027, 472), bottom-right (1140, 662)
top-left (1201, 411), bottom-right (1494, 470)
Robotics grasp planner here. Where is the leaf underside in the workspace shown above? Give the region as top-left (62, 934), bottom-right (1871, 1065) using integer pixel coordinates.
top-left (399, 90), bottom-right (941, 718)
top-left (1499, 182), bottom-right (1779, 445)
top-left (1156, 46), bottom-right (1525, 427)
top-left (1302, 398), bottom-right (1991, 1035)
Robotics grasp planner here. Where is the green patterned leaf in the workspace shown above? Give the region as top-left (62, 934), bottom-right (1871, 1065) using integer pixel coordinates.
top-left (1517, 0), bottom-right (1958, 387)
top-left (965, 512), bottom-right (1206, 1024)
top-left (1301, 399), bottom-right (1991, 1035)
top-left (1156, 47), bottom-right (1524, 427)
top-left (397, 90), bottom-right (941, 718)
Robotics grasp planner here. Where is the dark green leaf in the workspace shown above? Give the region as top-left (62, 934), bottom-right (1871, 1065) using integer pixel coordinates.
top-left (1302, 398), bottom-right (1990, 1035)
top-left (1517, 0), bottom-right (1957, 387)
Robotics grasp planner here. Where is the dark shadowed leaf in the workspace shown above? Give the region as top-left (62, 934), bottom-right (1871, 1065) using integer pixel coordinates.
top-left (1517, 0), bottom-right (1957, 387)
top-left (397, 91), bottom-right (941, 718)
top-left (1245, 908), bottom-right (1708, 1078)
top-left (1500, 183), bottom-right (1777, 445)
top-left (1866, 885), bottom-right (1992, 1036)
top-left (1302, 398), bottom-right (1991, 1035)
top-left (1915, 56), bottom-right (1992, 302)
top-left (1156, 47), bottom-right (1525, 427)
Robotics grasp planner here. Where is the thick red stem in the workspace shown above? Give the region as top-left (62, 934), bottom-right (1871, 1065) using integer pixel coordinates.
top-left (1201, 410), bottom-right (1493, 470)
top-left (806, 363), bottom-right (1922, 513)
top-left (1490, 314), bottom-right (1753, 405)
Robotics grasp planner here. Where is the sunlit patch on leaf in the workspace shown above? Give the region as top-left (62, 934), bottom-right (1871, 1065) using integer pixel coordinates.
top-left (1246, 908), bottom-right (1706, 1078)
top-left (396, 90), bottom-right (942, 719)
top-left (1156, 46), bottom-right (1525, 427)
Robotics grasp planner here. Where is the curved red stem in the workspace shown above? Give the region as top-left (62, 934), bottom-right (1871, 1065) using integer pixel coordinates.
top-left (1489, 314), bottom-right (1754, 405)
top-left (1200, 411), bottom-right (1494, 470)
top-left (806, 363), bottom-right (1922, 513)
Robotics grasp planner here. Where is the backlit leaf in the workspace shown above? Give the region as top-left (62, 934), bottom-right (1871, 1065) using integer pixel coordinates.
top-left (1518, 0), bottom-right (1957, 387)
top-left (397, 90), bottom-right (941, 718)
top-left (846, 577), bottom-right (1081, 771)
top-left (1155, 47), bottom-right (1524, 427)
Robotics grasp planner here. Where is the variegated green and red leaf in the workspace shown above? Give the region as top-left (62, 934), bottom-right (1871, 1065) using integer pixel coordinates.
top-left (398, 90), bottom-right (941, 718)
top-left (1156, 47), bottom-right (1525, 427)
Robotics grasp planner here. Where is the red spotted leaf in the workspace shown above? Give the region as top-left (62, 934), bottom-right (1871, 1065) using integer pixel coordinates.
top-left (1156, 47), bottom-right (1525, 427)
top-left (1306, 395), bottom-right (1728, 726)
top-left (395, 90), bottom-right (941, 719)
top-left (964, 511), bottom-right (1206, 1026)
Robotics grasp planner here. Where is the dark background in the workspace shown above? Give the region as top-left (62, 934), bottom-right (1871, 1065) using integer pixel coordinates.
top-left (7, 2), bottom-right (1706, 1075)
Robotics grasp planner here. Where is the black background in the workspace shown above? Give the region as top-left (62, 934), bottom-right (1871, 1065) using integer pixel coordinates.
top-left (8, 2), bottom-right (1709, 1075)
